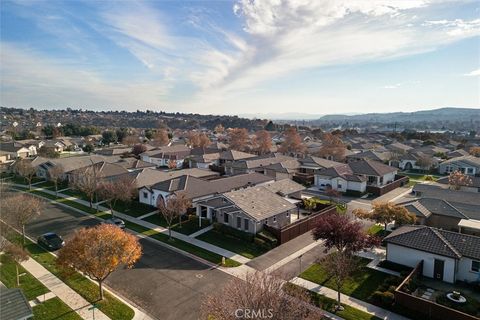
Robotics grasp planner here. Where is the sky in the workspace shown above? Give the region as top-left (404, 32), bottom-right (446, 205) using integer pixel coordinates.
top-left (1, 0), bottom-right (479, 117)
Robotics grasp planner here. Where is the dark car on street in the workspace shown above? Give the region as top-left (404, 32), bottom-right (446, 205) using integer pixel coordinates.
top-left (37, 233), bottom-right (65, 251)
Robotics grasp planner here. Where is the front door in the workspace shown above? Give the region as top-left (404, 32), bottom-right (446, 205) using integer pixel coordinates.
top-left (434, 259), bottom-right (444, 281)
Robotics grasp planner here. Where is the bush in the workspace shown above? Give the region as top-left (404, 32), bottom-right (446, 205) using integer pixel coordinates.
top-left (212, 223), bottom-right (254, 242)
top-left (256, 230), bottom-right (278, 247)
top-left (253, 237), bottom-right (272, 250)
top-left (381, 291), bottom-right (395, 306)
top-left (424, 175), bottom-right (435, 181)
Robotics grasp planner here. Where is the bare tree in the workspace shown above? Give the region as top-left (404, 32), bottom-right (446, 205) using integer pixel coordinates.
top-left (131, 144), bottom-right (147, 156)
top-left (157, 192), bottom-right (191, 239)
top-left (48, 165), bottom-right (64, 197)
top-left (416, 155), bottom-right (432, 172)
top-left (97, 177), bottom-right (136, 216)
top-left (15, 159), bottom-right (37, 189)
top-left (2, 194), bottom-right (43, 245)
top-left (321, 252), bottom-right (357, 309)
top-left (200, 271), bottom-right (322, 320)
top-left (70, 163), bottom-right (101, 209)
top-left (448, 170), bottom-right (473, 190)
top-left (6, 244), bottom-right (29, 286)
top-left (122, 135), bottom-right (139, 146)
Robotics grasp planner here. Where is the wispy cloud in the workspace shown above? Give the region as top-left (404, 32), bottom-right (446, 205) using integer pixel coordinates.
top-left (464, 69), bottom-right (480, 77)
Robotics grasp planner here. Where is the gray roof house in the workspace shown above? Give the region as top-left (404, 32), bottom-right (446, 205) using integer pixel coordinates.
top-left (384, 225), bottom-right (480, 284)
top-left (0, 288), bottom-right (33, 320)
top-left (438, 155), bottom-right (480, 176)
top-left (196, 186), bottom-right (297, 234)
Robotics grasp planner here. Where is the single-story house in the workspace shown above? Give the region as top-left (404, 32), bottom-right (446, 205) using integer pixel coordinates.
top-left (0, 288), bottom-right (33, 320)
top-left (436, 175), bottom-right (480, 193)
top-left (438, 155), bottom-right (480, 176)
top-left (196, 186), bottom-right (297, 234)
top-left (139, 172), bottom-right (273, 207)
top-left (384, 225), bottom-right (480, 284)
top-left (314, 159), bottom-right (398, 193)
top-left (140, 145), bottom-right (191, 168)
top-left (0, 142), bottom-right (37, 158)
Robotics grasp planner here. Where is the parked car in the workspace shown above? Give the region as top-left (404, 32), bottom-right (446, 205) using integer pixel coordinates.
top-left (37, 233), bottom-right (65, 251)
top-left (103, 217), bottom-right (126, 230)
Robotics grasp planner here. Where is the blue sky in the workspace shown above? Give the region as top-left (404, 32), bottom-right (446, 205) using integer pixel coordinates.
top-left (1, 0), bottom-right (479, 116)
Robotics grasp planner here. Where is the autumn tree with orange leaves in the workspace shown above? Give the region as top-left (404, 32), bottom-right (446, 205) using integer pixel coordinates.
top-left (469, 147), bottom-right (480, 157)
top-left (57, 224), bottom-right (142, 300)
top-left (318, 133), bottom-right (346, 162)
top-left (279, 127), bottom-right (304, 155)
top-left (228, 128), bottom-right (249, 151)
top-left (151, 129), bottom-right (169, 147)
top-left (353, 202), bottom-right (416, 232)
top-left (253, 130), bottom-right (272, 155)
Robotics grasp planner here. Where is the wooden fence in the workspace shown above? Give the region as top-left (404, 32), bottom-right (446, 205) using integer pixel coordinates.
top-left (264, 204), bottom-right (337, 244)
top-left (367, 174), bottom-right (409, 196)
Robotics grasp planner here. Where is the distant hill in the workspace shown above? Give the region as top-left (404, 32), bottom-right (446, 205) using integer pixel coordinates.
top-left (316, 107), bottom-right (479, 123)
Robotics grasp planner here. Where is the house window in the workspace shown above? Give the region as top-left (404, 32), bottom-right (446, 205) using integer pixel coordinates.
top-left (143, 192), bottom-right (148, 199)
top-left (244, 219), bottom-right (249, 231)
top-left (286, 211), bottom-right (289, 217)
top-left (472, 260), bottom-right (480, 273)
top-left (224, 213), bottom-right (229, 224)
top-left (273, 216), bottom-right (277, 223)
top-left (237, 217), bottom-right (241, 229)
top-left (338, 184), bottom-right (342, 189)
top-left (201, 206), bottom-right (208, 218)
top-left (467, 168), bottom-right (474, 174)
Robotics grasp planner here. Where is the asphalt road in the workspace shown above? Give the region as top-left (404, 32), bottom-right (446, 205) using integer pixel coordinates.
top-left (26, 202), bottom-right (233, 320)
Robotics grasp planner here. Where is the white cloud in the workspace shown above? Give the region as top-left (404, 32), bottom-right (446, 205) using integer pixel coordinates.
top-left (0, 43), bottom-right (173, 108)
top-left (464, 69), bottom-right (480, 76)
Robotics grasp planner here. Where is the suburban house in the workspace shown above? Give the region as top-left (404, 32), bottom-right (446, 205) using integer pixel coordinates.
top-left (407, 183), bottom-right (480, 235)
top-left (436, 175), bottom-right (480, 193)
top-left (384, 225), bottom-right (480, 284)
top-left (346, 150), bottom-right (392, 163)
top-left (188, 152), bottom-right (221, 169)
top-left (225, 153), bottom-right (294, 176)
top-left (196, 186), bottom-right (297, 234)
top-left (0, 142), bottom-right (37, 158)
top-left (218, 150), bottom-right (256, 170)
top-left (314, 159), bottom-right (398, 193)
top-left (438, 155), bottom-right (480, 176)
top-left (140, 145), bottom-right (191, 168)
top-left (139, 172), bottom-right (273, 207)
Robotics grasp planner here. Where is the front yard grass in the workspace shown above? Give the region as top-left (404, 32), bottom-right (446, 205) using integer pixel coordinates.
top-left (300, 257), bottom-right (398, 301)
top-left (312, 291), bottom-right (381, 320)
top-left (367, 224), bottom-right (391, 238)
top-left (172, 218), bottom-right (211, 235)
top-left (33, 297), bottom-right (83, 320)
top-left (112, 201), bottom-right (155, 217)
top-left (143, 214), bottom-right (168, 227)
top-left (197, 228), bottom-right (269, 259)
top-left (124, 221), bottom-right (241, 267)
top-left (0, 254), bottom-right (50, 300)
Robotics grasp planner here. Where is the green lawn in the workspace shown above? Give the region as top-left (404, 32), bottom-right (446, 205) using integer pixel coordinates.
top-left (61, 189), bottom-right (91, 201)
top-left (312, 292), bottom-right (381, 320)
top-left (124, 221), bottom-right (241, 267)
top-left (33, 180), bottom-right (69, 190)
top-left (300, 257), bottom-right (400, 301)
top-left (112, 201), bottom-right (155, 217)
top-left (3, 225), bottom-right (135, 320)
top-left (197, 229), bottom-right (269, 259)
top-left (0, 254), bottom-right (50, 300)
top-left (367, 224), bottom-right (391, 238)
top-left (143, 214), bottom-right (168, 227)
top-left (10, 176), bottom-right (45, 185)
top-left (33, 297), bottom-right (83, 320)
top-left (172, 218), bottom-right (211, 235)
top-left (285, 283), bottom-right (381, 320)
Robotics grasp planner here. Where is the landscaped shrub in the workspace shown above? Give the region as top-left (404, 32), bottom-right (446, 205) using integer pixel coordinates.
top-left (256, 230), bottom-right (278, 247)
top-left (424, 175), bottom-right (435, 181)
top-left (381, 291), bottom-right (395, 306)
top-left (377, 260), bottom-right (413, 273)
top-left (253, 237), bottom-right (272, 250)
top-left (212, 222), bottom-right (254, 241)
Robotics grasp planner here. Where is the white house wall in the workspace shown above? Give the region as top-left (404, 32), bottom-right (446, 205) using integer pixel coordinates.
top-left (457, 257), bottom-right (480, 283)
top-left (386, 243), bottom-right (456, 283)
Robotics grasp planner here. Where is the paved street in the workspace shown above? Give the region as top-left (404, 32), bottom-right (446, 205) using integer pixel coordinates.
top-left (26, 202), bottom-right (233, 320)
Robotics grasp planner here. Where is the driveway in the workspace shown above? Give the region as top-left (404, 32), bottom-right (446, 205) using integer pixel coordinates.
top-left (25, 202), bottom-right (232, 320)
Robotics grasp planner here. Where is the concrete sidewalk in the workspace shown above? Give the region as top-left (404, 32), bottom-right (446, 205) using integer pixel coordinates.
top-left (20, 185), bottom-right (250, 264)
top-left (291, 277), bottom-right (410, 320)
top-left (21, 257), bottom-right (110, 320)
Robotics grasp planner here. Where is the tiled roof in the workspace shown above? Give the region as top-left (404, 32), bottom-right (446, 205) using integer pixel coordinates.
top-left (349, 159), bottom-right (397, 176)
top-left (385, 225), bottom-right (480, 260)
top-left (0, 288), bottom-right (33, 320)
top-left (264, 179), bottom-right (305, 196)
